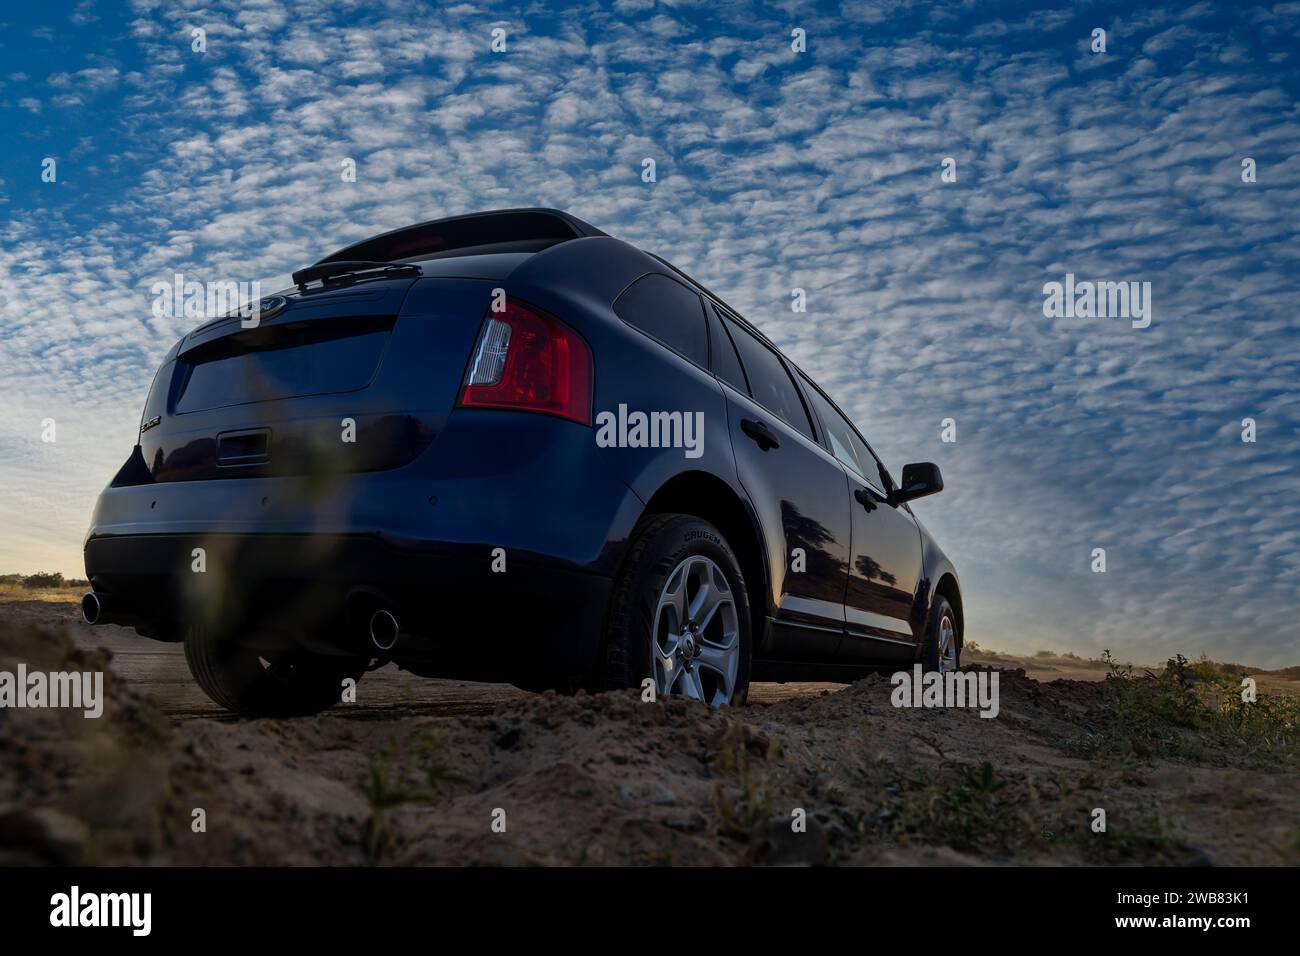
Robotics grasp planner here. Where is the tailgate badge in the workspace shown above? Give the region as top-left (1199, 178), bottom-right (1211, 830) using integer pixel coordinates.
top-left (256, 295), bottom-right (288, 320)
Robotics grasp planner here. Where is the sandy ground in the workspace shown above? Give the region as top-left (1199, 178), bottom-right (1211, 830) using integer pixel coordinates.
top-left (11, 599), bottom-right (844, 720)
top-left (0, 592), bottom-right (1116, 719)
top-left (2, 593), bottom-right (1298, 866)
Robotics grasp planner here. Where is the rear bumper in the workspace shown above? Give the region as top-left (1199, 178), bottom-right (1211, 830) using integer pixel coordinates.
top-left (84, 409), bottom-right (645, 683)
top-left (84, 531), bottom-right (613, 683)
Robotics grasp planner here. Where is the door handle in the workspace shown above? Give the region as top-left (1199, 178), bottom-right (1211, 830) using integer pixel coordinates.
top-left (854, 487), bottom-right (878, 512)
top-left (740, 418), bottom-right (781, 450)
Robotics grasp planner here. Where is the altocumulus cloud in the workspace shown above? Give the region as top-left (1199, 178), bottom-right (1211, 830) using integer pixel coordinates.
top-left (0, 0), bottom-right (1297, 665)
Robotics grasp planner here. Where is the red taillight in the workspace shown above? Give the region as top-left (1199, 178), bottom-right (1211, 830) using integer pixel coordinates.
top-left (457, 299), bottom-right (592, 425)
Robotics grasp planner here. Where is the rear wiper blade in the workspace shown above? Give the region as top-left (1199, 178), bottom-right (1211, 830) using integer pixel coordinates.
top-left (291, 259), bottom-right (421, 290)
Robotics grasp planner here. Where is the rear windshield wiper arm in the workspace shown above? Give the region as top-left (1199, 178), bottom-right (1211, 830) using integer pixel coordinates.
top-left (291, 259), bottom-right (421, 290)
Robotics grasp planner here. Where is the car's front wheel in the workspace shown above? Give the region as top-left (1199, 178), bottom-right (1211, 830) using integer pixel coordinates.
top-left (183, 620), bottom-right (366, 718)
top-left (922, 596), bottom-right (960, 673)
top-left (604, 513), bottom-right (751, 707)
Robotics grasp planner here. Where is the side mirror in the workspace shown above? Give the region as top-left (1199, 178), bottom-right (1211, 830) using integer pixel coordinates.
top-left (893, 462), bottom-right (943, 504)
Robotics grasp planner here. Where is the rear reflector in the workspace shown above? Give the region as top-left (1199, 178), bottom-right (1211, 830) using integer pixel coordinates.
top-left (458, 298), bottom-right (592, 425)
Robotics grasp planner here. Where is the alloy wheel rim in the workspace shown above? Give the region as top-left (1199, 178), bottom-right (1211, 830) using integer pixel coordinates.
top-left (937, 614), bottom-right (957, 673)
top-left (651, 555), bottom-right (740, 707)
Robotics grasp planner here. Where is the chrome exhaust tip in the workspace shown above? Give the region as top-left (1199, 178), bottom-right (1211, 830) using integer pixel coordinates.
top-left (81, 592), bottom-right (104, 626)
top-left (369, 609), bottom-right (400, 651)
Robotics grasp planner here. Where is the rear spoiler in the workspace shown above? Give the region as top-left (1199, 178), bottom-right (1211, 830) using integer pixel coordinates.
top-left (316, 208), bottom-right (607, 266)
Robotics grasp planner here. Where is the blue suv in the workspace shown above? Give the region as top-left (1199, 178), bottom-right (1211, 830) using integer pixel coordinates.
top-left (82, 208), bottom-right (962, 716)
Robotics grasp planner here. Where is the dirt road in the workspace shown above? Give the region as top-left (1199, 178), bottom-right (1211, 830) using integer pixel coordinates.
top-left (2, 597), bottom-right (1298, 866)
top-left (2, 598), bottom-right (843, 719)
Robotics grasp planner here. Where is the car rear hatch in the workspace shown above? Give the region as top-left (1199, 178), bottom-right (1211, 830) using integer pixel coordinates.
top-left (113, 208), bottom-right (603, 488)
top-left (126, 272), bottom-right (490, 484)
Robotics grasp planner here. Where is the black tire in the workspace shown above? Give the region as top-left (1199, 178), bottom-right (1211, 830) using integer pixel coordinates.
top-left (183, 620), bottom-right (366, 718)
top-left (922, 596), bottom-right (960, 672)
top-left (604, 513), bottom-right (752, 706)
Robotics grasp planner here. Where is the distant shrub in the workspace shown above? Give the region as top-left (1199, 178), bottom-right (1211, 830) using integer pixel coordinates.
top-left (1064, 651), bottom-right (1300, 769)
top-left (22, 572), bottom-right (65, 589)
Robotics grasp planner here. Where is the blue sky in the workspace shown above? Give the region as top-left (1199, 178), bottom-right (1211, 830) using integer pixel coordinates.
top-left (1, 0), bottom-right (1298, 666)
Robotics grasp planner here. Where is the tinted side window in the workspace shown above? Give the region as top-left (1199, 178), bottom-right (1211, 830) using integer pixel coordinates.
top-left (707, 304), bottom-right (748, 394)
top-left (844, 422), bottom-right (893, 491)
top-left (801, 375), bottom-right (891, 491)
top-left (856, 438), bottom-right (894, 492)
top-left (721, 315), bottom-right (816, 441)
top-left (613, 273), bottom-right (708, 367)
top-left (801, 380), bottom-right (870, 478)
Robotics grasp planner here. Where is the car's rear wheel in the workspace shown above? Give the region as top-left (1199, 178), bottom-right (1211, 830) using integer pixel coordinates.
top-left (604, 513), bottom-right (751, 707)
top-left (183, 620), bottom-right (366, 718)
top-left (923, 596), bottom-right (959, 673)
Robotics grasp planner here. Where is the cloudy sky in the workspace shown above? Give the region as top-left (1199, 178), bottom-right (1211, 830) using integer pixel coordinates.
top-left (1, 0), bottom-right (1297, 666)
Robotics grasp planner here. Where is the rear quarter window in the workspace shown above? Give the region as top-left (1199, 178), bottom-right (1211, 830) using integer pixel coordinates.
top-left (707, 304), bottom-right (749, 394)
top-left (613, 273), bottom-right (709, 368)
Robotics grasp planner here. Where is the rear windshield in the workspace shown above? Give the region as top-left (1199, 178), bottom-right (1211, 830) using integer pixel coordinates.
top-left (173, 316), bottom-right (392, 413)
